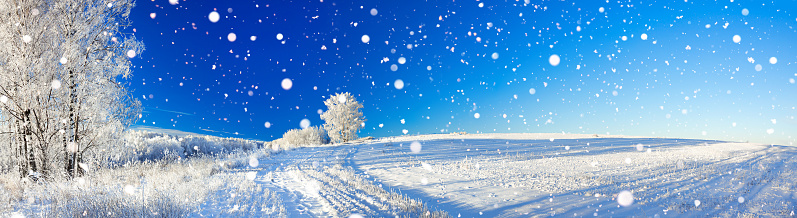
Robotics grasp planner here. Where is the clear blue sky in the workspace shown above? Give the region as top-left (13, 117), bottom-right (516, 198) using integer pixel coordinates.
top-left (127, 0), bottom-right (796, 145)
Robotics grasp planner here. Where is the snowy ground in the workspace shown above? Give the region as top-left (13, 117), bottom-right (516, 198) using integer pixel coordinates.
top-left (247, 142), bottom-right (447, 217)
top-left (3, 132), bottom-right (795, 217)
top-left (253, 133), bottom-right (797, 217)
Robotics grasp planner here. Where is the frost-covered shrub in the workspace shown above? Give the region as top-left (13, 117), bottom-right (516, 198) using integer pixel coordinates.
top-left (280, 126), bottom-right (329, 147)
top-left (91, 130), bottom-right (262, 167)
top-left (141, 135), bottom-right (186, 161)
top-left (92, 130), bottom-right (182, 166)
top-left (116, 132), bottom-right (185, 162)
top-left (181, 135), bottom-right (259, 157)
top-left (263, 140), bottom-right (292, 152)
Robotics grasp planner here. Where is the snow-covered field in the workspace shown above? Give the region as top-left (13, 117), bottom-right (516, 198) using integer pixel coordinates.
top-left (253, 133), bottom-right (797, 217)
top-left (3, 132), bottom-right (796, 217)
top-left (353, 134), bottom-right (797, 217)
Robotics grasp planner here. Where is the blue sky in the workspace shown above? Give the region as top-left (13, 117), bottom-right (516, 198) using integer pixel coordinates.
top-left (128, 0), bottom-right (796, 145)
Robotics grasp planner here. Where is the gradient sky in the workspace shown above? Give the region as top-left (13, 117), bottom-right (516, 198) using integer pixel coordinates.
top-left (127, 0), bottom-right (796, 145)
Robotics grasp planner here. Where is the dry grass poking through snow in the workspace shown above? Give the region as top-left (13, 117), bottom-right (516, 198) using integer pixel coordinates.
top-left (0, 152), bottom-right (285, 217)
top-left (0, 130), bottom-right (285, 217)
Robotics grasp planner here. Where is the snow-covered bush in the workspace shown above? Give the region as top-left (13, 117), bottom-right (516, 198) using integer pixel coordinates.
top-left (140, 135), bottom-right (186, 162)
top-left (89, 130), bottom-right (262, 168)
top-left (181, 135), bottom-right (259, 157)
top-left (320, 92), bottom-right (367, 143)
top-left (262, 140), bottom-right (292, 152)
top-left (280, 126), bottom-right (330, 147)
top-left (112, 131), bottom-right (185, 163)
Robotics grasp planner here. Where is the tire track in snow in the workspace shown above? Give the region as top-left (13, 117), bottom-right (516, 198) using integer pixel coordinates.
top-left (259, 145), bottom-right (450, 217)
top-left (254, 149), bottom-right (327, 217)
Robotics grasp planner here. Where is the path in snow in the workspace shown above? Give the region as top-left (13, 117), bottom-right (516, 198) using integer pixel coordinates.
top-left (253, 147), bottom-right (334, 217)
top-left (252, 144), bottom-right (447, 217)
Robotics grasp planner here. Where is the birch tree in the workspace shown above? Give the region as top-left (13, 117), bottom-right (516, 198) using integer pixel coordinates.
top-left (0, 0), bottom-right (142, 179)
top-left (320, 92), bottom-right (366, 143)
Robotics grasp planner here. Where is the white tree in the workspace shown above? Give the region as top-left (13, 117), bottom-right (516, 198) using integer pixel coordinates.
top-left (0, 0), bottom-right (142, 179)
top-left (320, 92), bottom-right (366, 143)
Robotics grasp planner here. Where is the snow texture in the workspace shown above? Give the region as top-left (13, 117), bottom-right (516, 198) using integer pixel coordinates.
top-left (3, 131), bottom-right (797, 217)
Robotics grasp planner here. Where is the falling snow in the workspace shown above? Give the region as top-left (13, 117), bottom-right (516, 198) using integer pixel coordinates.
top-left (300, 119), bottom-right (311, 129)
top-left (227, 33), bottom-right (237, 42)
top-left (208, 11), bottom-right (220, 23)
top-left (410, 141), bottom-right (422, 153)
top-left (6, 0), bottom-right (790, 216)
top-left (394, 79), bottom-right (404, 90)
top-left (617, 190), bottom-right (634, 207)
top-left (51, 80), bottom-right (61, 89)
top-left (281, 78), bottom-right (293, 90)
top-left (548, 54), bottom-right (560, 66)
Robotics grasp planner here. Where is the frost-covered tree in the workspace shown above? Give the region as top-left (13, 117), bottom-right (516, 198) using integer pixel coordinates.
top-left (320, 92), bottom-right (366, 143)
top-left (0, 0), bottom-right (142, 179)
